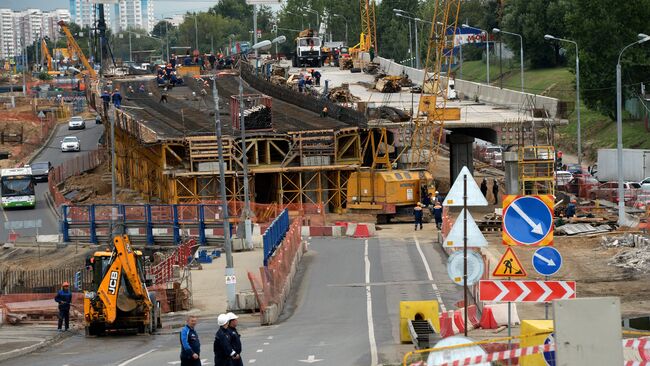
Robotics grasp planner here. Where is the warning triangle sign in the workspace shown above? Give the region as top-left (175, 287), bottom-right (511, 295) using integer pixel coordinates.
top-left (492, 247), bottom-right (528, 278)
top-left (444, 166), bottom-right (488, 207)
top-left (442, 208), bottom-right (488, 248)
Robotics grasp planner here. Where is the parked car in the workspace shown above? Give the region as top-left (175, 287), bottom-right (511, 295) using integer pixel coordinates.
top-left (588, 181), bottom-right (641, 204)
top-left (640, 177), bottom-right (650, 191)
top-left (68, 116), bottom-right (85, 130)
top-left (61, 136), bottom-right (80, 152)
top-left (555, 171), bottom-right (573, 187)
top-left (28, 161), bottom-right (52, 182)
top-left (480, 145), bottom-right (503, 163)
top-left (562, 174), bottom-right (600, 198)
top-left (565, 163), bottom-right (585, 175)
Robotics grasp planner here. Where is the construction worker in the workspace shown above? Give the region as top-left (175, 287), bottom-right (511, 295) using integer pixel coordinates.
top-left (54, 282), bottom-right (72, 331)
top-left (214, 314), bottom-right (238, 366)
top-left (413, 202), bottom-right (424, 231)
top-left (160, 88), bottom-right (169, 103)
top-left (111, 89), bottom-right (122, 109)
top-left (433, 201), bottom-right (443, 230)
top-left (311, 69), bottom-right (321, 86)
top-left (480, 178), bottom-right (488, 198)
top-left (100, 89), bottom-right (111, 114)
top-left (320, 106), bottom-right (328, 118)
top-left (180, 315), bottom-right (201, 366)
top-left (492, 178), bottom-right (499, 205)
top-left (298, 76), bottom-right (306, 93)
top-left (434, 191), bottom-right (444, 205)
top-left (565, 199), bottom-right (577, 218)
top-left (226, 312), bottom-right (243, 366)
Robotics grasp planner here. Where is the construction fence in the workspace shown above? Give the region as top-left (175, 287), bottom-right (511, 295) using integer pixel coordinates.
top-left (249, 215), bottom-right (304, 324)
top-left (262, 209), bottom-right (290, 266)
top-left (48, 148), bottom-right (107, 207)
top-left (0, 267), bottom-right (90, 295)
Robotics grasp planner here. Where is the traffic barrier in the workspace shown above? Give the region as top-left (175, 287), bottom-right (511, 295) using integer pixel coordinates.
top-left (433, 343), bottom-right (552, 366)
top-left (453, 305), bottom-right (480, 333)
top-left (353, 223), bottom-right (371, 238)
top-left (480, 303), bottom-right (520, 329)
top-left (439, 311), bottom-right (460, 338)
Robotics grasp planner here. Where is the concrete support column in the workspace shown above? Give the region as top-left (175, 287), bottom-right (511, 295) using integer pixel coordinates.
top-left (503, 151), bottom-right (519, 195)
top-left (447, 133), bottom-right (475, 181)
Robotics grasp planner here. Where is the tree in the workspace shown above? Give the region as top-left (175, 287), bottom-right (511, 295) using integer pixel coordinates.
top-left (565, 0), bottom-right (650, 119)
top-left (152, 20), bottom-right (173, 38)
top-left (500, 0), bottom-right (568, 68)
top-left (376, 0), bottom-right (419, 61)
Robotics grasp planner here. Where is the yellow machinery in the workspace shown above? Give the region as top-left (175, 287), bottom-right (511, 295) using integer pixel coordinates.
top-left (58, 20), bottom-right (97, 79)
top-left (350, 0), bottom-right (377, 59)
top-left (84, 235), bottom-right (160, 335)
top-left (41, 39), bottom-right (62, 76)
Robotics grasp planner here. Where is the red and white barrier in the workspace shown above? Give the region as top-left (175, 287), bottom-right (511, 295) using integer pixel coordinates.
top-left (432, 343), bottom-right (553, 366)
top-left (439, 311), bottom-right (461, 338)
top-left (479, 303), bottom-right (520, 329)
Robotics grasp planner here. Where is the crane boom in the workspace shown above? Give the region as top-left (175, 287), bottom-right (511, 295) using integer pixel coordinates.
top-left (41, 39), bottom-right (52, 71)
top-left (398, 0), bottom-right (462, 169)
top-left (58, 20), bottom-right (96, 79)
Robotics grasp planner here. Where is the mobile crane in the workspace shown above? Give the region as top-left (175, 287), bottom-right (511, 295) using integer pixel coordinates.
top-left (83, 234), bottom-right (160, 336)
top-left (58, 20), bottom-right (97, 79)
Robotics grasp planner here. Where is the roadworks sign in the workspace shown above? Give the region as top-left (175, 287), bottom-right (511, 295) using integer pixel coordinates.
top-left (493, 247), bottom-right (527, 278)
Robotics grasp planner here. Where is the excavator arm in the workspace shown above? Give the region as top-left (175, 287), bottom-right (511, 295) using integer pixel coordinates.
top-left (58, 20), bottom-right (96, 79)
top-left (41, 39), bottom-right (52, 71)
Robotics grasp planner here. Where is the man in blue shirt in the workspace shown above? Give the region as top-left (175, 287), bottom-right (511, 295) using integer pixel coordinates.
top-left (226, 312), bottom-right (243, 366)
top-left (214, 313), bottom-right (238, 366)
top-left (180, 316), bottom-right (201, 366)
top-left (54, 282), bottom-right (72, 331)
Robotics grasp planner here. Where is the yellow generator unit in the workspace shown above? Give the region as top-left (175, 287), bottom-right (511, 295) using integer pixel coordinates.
top-left (347, 170), bottom-right (435, 223)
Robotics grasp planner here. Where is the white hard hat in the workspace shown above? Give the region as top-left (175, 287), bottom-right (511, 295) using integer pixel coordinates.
top-left (435, 191), bottom-right (439, 194)
top-left (226, 312), bottom-right (239, 321)
top-left (217, 313), bottom-right (229, 326)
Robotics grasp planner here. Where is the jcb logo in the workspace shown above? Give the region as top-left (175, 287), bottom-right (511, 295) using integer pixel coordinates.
top-left (108, 271), bottom-right (119, 295)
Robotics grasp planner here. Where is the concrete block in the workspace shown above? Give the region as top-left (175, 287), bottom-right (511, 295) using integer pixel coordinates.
top-left (262, 303), bottom-right (279, 325)
top-left (301, 226), bottom-right (311, 237)
top-left (252, 224), bottom-right (261, 236)
top-left (251, 234), bottom-right (263, 248)
top-left (345, 223), bottom-right (358, 237)
top-left (331, 225), bottom-right (343, 237)
top-left (236, 291), bottom-right (258, 311)
top-left (231, 238), bottom-right (245, 251)
top-left (364, 223), bottom-right (377, 236)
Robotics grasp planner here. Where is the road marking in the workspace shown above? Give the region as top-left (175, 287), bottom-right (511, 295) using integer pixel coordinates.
top-left (256, 349), bottom-right (263, 353)
top-left (249, 360), bottom-right (256, 364)
top-left (413, 236), bottom-right (447, 312)
top-left (298, 355), bottom-right (323, 363)
top-left (263, 342), bottom-right (270, 345)
top-left (117, 349), bottom-right (157, 366)
top-left (364, 239), bottom-right (379, 366)
top-left (267, 336), bottom-right (273, 339)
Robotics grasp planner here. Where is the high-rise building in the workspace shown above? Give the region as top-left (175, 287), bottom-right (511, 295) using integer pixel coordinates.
top-left (69, 0), bottom-right (113, 32)
top-left (114, 0), bottom-right (156, 33)
top-left (0, 9), bottom-right (17, 59)
top-left (0, 8), bottom-right (71, 60)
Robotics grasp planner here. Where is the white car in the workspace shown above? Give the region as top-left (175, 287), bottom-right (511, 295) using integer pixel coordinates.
top-left (555, 171), bottom-right (573, 187)
top-left (61, 136), bottom-right (80, 152)
top-left (68, 116), bottom-right (86, 130)
top-left (640, 177), bottom-right (650, 191)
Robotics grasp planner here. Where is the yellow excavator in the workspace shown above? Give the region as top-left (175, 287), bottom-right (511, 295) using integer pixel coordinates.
top-left (58, 20), bottom-right (97, 80)
top-left (84, 234), bottom-right (161, 336)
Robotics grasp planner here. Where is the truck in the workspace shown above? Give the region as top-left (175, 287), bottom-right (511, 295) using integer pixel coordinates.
top-left (592, 148), bottom-right (650, 183)
top-left (293, 29), bottom-right (323, 67)
top-left (83, 234), bottom-right (161, 335)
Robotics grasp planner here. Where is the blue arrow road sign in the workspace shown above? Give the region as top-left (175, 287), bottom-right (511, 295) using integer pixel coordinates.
top-left (544, 333), bottom-right (556, 366)
top-left (533, 247), bottom-right (563, 276)
top-left (503, 196), bottom-right (553, 245)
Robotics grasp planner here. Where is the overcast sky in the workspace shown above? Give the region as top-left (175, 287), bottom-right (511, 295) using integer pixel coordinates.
top-left (1, 1), bottom-right (225, 18)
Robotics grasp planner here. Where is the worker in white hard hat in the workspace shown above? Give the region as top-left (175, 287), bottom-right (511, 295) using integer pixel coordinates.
top-left (434, 190), bottom-right (444, 205)
top-left (214, 314), bottom-right (238, 366)
top-left (226, 312), bottom-right (243, 366)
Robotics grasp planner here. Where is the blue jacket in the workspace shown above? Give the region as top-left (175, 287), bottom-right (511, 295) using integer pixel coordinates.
top-left (228, 327), bottom-right (243, 366)
top-left (565, 203), bottom-right (576, 217)
top-left (54, 289), bottom-right (72, 311)
top-left (433, 206), bottom-right (443, 220)
top-left (180, 325), bottom-right (201, 360)
top-left (214, 327), bottom-right (235, 366)
top-left (413, 207), bottom-right (423, 220)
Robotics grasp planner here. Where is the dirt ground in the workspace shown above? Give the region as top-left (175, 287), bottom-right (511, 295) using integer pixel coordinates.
top-left (60, 161), bottom-right (146, 204)
top-left (0, 103), bottom-right (44, 169)
top-left (482, 232), bottom-right (650, 319)
top-left (0, 244), bottom-right (96, 271)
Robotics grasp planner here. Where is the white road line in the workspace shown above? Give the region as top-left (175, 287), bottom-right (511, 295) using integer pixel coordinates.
top-left (413, 236), bottom-right (447, 312)
top-left (117, 349), bottom-right (157, 366)
top-left (364, 239), bottom-right (379, 366)
top-left (256, 349), bottom-right (263, 353)
top-left (267, 336), bottom-right (273, 340)
top-left (263, 342), bottom-right (270, 345)
top-left (249, 360), bottom-right (256, 364)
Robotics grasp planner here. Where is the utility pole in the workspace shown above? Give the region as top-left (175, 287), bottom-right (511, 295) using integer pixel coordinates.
top-left (212, 76), bottom-right (236, 310)
top-left (129, 32), bottom-right (132, 62)
top-left (238, 73), bottom-right (253, 249)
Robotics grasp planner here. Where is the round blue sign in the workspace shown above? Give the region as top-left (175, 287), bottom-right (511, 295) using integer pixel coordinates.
top-left (503, 196), bottom-right (553, 245)
top-left (533, 247), bottom-right (563, 276)
top-left (544, 333), bottom-right (556, 366)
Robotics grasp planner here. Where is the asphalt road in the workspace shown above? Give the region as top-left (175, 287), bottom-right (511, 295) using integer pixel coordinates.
top-left (1, 233), bottom-right (463, 366)
top-left (0, 119), bottom-right (104, 243)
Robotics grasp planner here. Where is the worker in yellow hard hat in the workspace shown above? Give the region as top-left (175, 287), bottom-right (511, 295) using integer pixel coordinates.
top-left (54, 281), bottom-right (72, 331)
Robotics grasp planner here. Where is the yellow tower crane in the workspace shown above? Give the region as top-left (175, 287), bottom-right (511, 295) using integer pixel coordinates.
top-left (351, 0), bottom-right (378, 59)
top-left (397, 0), bottom-right (462, 170)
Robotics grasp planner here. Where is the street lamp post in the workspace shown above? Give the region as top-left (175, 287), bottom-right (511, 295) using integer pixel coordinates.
top-left (193, 13), bottom-right (199, 52)
top-left (303, 8), bottom-right (319, 31)
top-left (332, 14), bottom-right (348, 46)
top-left (616, 33), bottom-right (650, 226)
top-left (463, 24), bottom-right (490, 85)
top-left (493, 28), bottom-right (523, 93)
top-left (545, 34), bottom-right (581, 165)
top-left (394, 9), bottom-right (414, 67)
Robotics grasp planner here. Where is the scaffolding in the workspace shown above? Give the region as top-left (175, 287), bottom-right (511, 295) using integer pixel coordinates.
top-left (518, 145), bottom-right (555, 195)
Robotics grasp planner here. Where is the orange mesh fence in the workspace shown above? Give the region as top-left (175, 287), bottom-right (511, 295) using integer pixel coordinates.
top-left (248, 217), bottom-right (303, 320)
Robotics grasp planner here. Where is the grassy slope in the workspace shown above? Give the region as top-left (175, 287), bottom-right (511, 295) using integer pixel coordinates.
top-left (459, 60), bottom-right (650, 161)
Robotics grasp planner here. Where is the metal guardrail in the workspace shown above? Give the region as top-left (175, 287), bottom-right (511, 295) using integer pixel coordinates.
top-left (262, 209), bottom-right (290, 266)
top-left (61, 204), bottom-right (233, 246)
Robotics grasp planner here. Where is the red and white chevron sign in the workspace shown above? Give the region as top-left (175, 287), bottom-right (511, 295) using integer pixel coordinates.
top-left (479, 280), bottom-right (576, 302)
